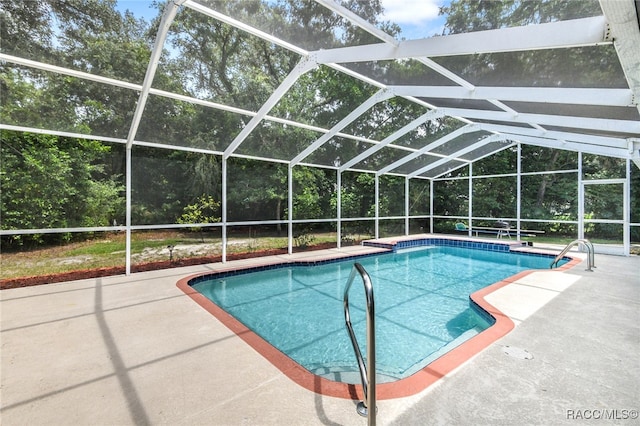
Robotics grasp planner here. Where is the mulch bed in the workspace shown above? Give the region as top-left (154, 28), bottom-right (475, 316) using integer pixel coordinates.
top-left (0, 243), bottom-right (338, 290)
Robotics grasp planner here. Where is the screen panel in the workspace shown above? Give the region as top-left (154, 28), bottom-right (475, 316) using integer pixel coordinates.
top-left (342, 60), bottom-right (457, 86)
top-left (472, 176), bottom-right (517, 218)
top-left (433, 178), bottom-right (469, 216)
top-left (1, 132), bottom-right (126, 230)
top-left (190, 0), bottom-right (381, 50)
top-left (305, 136), bottom-right (374, 168)
top-left (1, 65), bottom-right (137, 138)
top-left (502, 101), bottom-right (640, 121)
top-left (131, 147), bottom-right (222, 225)
top-left (409, 178), bottom-right (431, 216)
top-left (520, 172), bottom-right (578, 220)
top-left (1, 0), bottom-right (155, 84)
top-left (433, 45), bottom-right (627, 89)
top-left (520, 146), bottom-right (578, 173)
top-left (350, 145), bottom-right (413, 172)
top-left (269, 65), bottom-right (379, 129)
top-left (159, 4), bottom-right (301, 111)
top-left (235, 121), bottom-right (323, 162)
top-left (420, 160), bottom-right (467, 179)
top-left (341, 97), bottom-right (431, 141)
top-left (226, 158), bottom-right (287, 222)
top-left (431, 130), bottom-right (494, 157)
top-left (392, 118), bottom-right (468, 150)
top-left (379, 175), bottom-right (406, 217)
top-left (136, 94), bottom-right (245, 151)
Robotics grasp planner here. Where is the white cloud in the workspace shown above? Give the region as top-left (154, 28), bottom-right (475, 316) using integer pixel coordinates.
top-left (381, 0), bottom-right (442, 25)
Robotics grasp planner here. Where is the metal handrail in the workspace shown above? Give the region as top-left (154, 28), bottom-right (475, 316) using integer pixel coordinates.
top-left (550, 239), bottom-right (595, 271)
top-left (343, 263), bottom-right (376, 425)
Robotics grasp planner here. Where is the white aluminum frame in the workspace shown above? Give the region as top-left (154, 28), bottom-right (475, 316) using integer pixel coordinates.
top-left (1, 0), bottom-right (639, 272)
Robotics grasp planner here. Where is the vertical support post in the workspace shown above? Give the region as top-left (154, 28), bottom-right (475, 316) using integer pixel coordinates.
top-left (222, 157), bottom-right (227, 263)
top-left (337, 170), bottom-right (342, 249)
top-left (429, 179), bottom-right (434, 233)
top-left (516, 143), bottom-right (522, 240)
top-left (578, 152), bottom-right (584, 241)
top-left (123, 0), bottom-right (183, 275)
top-left (374, 174), bottom-right (379, 239)
top-left (288, 164), bottom-right (293, 255)
top-left (468, 163), bottom-right (473, 236)
top-left (624, 159), bottom-right (631, 255)
top-left (125, 147), bottom-right (132, 275)
top-left (405, 176), bottom-right (410, 236)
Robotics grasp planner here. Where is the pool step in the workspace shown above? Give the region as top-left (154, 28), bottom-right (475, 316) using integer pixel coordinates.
top-left (309, 365), bottom-right (399, 384)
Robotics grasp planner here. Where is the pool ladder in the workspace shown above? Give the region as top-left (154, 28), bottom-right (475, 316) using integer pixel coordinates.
top-left (343, 263), bottom-right (376, 425)
top-left (550, 239), bottom-right (596, 271)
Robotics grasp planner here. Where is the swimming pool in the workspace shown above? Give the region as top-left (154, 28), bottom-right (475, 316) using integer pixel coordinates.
top-left (183, 238), bottom-right (568, 391)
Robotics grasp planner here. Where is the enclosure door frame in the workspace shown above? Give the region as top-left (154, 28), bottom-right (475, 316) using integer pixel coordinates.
top-left (579, 178), bottom-right (629, 255)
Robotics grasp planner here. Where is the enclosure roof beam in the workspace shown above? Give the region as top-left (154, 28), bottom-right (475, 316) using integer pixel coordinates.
top-left (477, 123), bottom-right (629, 150)
top-left (125, 0), bottom-right (184, 149)
top-left (629, 139), bottom-right (640, 169)
top-left (599, 0), bottom-right (640, 115)
top-left (223, 56), bottom-right (317, 159)
top-left (392, 86), bottom-right (634, 107)
top-left (312, 3), bottom-right (519, 128)
top-left (314, 0), bottom-right (398, 45)
top-left (316, 1), bottom-right (539, 132)
top-left (314, 0), bottom-right (623, 133)
top-left (315, 16), bottom-right (608, 64)
top-left (184, 0), bottom-right (307, 56)
top-left (186, 0), bottom-right (393, 95)
top-left (290, 88), bottom-right (394, 166)
top-left (0, 53), bottom-right (142, 91)
top-left (0, 124), bottom-right (127, 145)
top-left (0, 53), bottom-right (393, 155)
top-left (509, 134), bottom-right (632, 159)
top-left (339, 109), bottom-right (443, 172)
top-left (376, 124), bottom-right (476, 176)
top-left (429, 141), bottom-right (517, 180)
top-left (147, 88), bottom-right (385, 145)
top-left (315, 1), bottom-right (495, 130)
top-left (438, 108), bottom-right (640, 134)
top-left (408, 135), bottom-right (505, 178)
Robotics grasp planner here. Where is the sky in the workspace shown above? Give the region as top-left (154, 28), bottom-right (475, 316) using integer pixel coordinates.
top-left (115, 0), bottom-right (449, 40)
top-left (114, 1), bottom-right (157, 20)
top-left (380, 0), bottom-right (448, 39)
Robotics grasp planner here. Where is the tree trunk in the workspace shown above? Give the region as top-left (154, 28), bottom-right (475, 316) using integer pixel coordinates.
top-left (536, 150), bottom-right (561, 207)
top-left (276, 198), bottom-right (282, 235)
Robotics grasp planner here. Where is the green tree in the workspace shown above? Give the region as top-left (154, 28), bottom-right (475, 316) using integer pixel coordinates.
top-left (0, 130), bottom-right (123, 247)
top-left (1, 0), bottom-right (155, 138)
top-left (291, 166), bottom-right (334, 221)
top-left (226, 159), bottom-right (287, 227)
top-left (177, 194), bottom-right (221, 240)
top-left (130, 146), bottom-right (209, 225)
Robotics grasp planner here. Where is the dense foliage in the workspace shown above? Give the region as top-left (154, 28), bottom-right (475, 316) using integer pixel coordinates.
top-left (1, 0), bottom-right (637, 250)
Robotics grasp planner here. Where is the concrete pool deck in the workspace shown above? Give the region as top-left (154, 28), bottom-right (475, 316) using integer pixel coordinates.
top-left (1, 237), bottom-right (638, 425)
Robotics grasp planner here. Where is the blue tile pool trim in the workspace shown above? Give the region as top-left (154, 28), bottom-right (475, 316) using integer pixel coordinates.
top-left (365, 238), bottom-right (570, 264)
top-left (187, 251), bottom-right (389, 286)
top-left (188, 237), bottom-right (568, 287)
top-left (365, 237), bottom-right (513, 253)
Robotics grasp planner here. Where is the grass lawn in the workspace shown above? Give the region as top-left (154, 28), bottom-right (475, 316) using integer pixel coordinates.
top-left (0, 231), bottom-right (340, 280)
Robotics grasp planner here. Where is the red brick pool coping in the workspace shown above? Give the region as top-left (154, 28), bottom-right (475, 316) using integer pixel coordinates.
top-left (176, 244), bottom-right (581, 400)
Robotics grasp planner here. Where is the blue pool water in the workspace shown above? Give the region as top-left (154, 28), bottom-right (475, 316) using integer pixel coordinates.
top-left (191, 244), bottom-right (560, 383)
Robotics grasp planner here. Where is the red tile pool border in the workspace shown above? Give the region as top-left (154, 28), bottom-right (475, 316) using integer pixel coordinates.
top-left (176, 248), bottom-right (581, 400)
